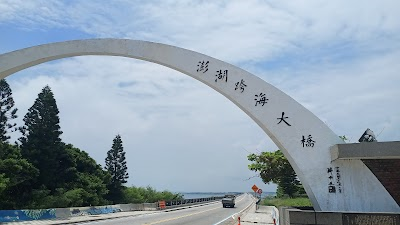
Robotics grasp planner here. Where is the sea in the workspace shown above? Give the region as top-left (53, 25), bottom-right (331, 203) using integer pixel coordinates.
top-left (182, 192), bottom-right (276, 200)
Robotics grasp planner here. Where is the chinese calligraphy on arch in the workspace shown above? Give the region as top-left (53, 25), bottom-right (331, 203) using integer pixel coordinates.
top-left (277, 112), bottom-right (291, 126)
top-left (301, 135), bottom-right (315, 147)
top-left (215, 69), bottom-right (228, 82)
top-left (327, 166), bottom-right (342, 193)
top-left (196, 60), bottom-right (209, 73)
top-left (234, 79), bottom-right (247, 93)
top-left (254, 93), bottom-right (268, 106)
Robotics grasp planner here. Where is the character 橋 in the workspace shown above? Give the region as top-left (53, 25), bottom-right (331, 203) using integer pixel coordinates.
top-left (301, 135), bottom-right (315, 147)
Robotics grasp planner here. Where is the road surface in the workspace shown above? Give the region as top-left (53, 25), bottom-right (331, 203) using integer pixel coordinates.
top-left (77, 194), bottom-right (254, 225)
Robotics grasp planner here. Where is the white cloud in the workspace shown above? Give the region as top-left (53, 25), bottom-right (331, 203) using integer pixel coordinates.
top-left (2, 1), bottom-right (399, 62)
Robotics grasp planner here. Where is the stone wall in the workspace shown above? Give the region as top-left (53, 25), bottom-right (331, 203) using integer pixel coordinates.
top-left (363, 159), bottom-right (400, 206)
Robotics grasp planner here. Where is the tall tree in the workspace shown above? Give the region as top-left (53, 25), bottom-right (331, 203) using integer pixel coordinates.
top-left (0, 79), bottom-right (18, 142)
top-left (248, 150), bottom-right (305, 198)
top-left (19, 85), bottom-right (75, 191)
top-left (105, 134), bottom-right (129, 203)
top-left (105, 134), bottom-right (129, 185)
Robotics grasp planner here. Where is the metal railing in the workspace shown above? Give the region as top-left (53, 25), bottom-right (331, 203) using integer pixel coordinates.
top-left (158, 196), bottom-right (224, 209)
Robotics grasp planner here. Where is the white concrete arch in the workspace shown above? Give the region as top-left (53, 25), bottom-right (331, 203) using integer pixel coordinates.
top-left (0, 39), bottom-right (397, 212)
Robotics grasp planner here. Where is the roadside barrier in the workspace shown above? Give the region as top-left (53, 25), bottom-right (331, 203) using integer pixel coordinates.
top-left (0, 209), bottom-right (56, 222)
top-left (0, 196), bottom-right (223, 222)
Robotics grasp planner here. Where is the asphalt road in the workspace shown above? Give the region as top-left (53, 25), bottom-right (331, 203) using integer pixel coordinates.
top-left (76, 194), bottom-right (254, 225)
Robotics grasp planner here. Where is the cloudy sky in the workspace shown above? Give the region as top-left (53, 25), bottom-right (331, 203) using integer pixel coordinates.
top-left (0, 0), bottom-right (399, 193)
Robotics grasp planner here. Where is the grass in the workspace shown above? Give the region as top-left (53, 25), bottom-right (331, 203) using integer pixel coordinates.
top-left (261, 197), bottom-right (313, 207)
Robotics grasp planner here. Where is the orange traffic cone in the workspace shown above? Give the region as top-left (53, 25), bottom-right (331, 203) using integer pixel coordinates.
top-left (238, 216), bottom-right (241, 225)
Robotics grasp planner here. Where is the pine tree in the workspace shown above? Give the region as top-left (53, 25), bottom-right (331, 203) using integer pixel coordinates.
top-left (105, 135), bottom-right (129, 203)
top-left (0, 79), bottom-right (18, 142)
top-left (19, 85), bottom-right (75, 191)
top-left (105, 135), bottom-right (129, 185)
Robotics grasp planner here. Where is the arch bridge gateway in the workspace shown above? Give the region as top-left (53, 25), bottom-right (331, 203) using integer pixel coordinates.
top-left (0, 39), bottom-right (398, 212)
